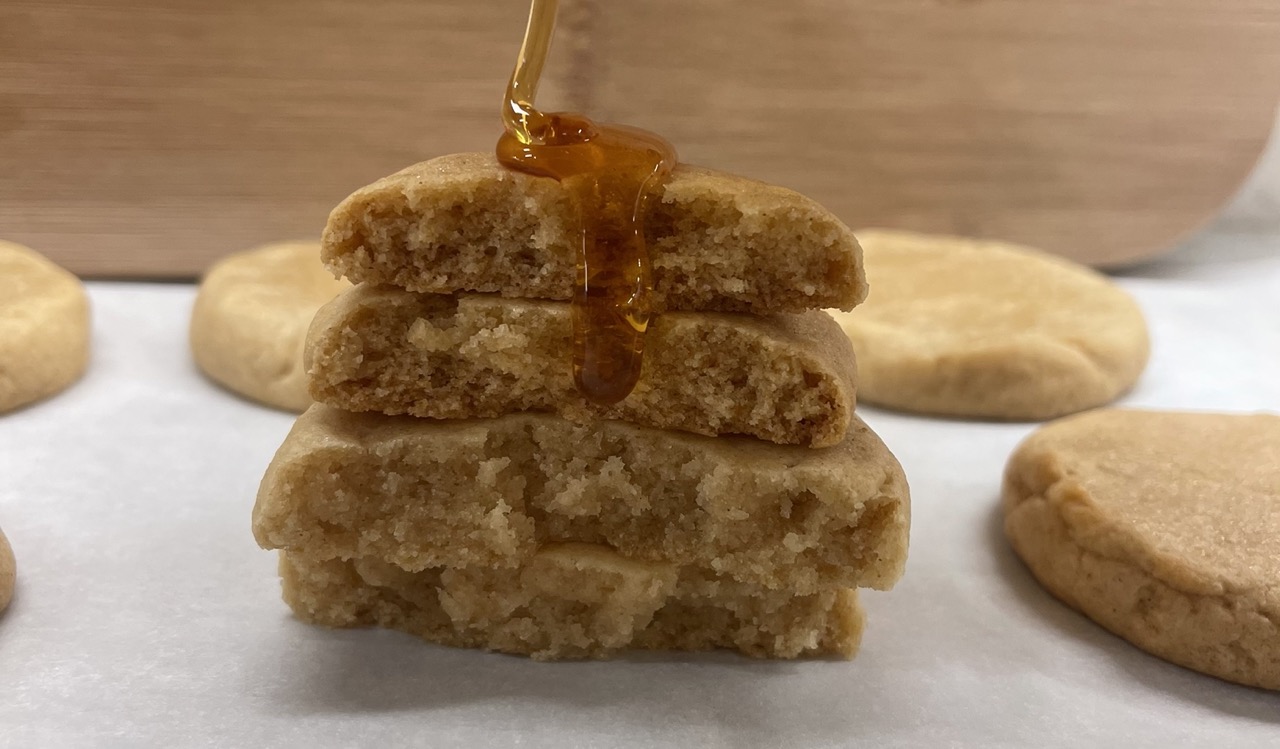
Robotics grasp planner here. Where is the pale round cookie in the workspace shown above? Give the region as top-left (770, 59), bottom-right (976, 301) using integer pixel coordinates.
top-left (0, 524), bottom-right (14, 613)
top-left (190, 241), bottom-right (348, 412)
top-left (828, 230), bottom-right (1149, 420)
top-left (1003, 409), bottom-right (1280, 690)
top-left (0, 240), bottom-right (91, 413)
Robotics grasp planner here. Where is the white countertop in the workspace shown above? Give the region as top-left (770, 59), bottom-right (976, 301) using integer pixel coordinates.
top-left (1, 227), bottom-right (1278, 748)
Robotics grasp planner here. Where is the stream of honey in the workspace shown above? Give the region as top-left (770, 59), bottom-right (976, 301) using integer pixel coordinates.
top-left (496, 0), bottom-right (676, 405)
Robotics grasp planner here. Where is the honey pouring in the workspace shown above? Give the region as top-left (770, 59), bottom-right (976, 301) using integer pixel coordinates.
top-left (496, 0), bottom-right (677, 405)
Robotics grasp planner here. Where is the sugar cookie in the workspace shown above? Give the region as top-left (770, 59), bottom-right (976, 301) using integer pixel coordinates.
top-left (307, 283), bottom-right (857, 446)
top-left (190, 241), bottom-right (347, 411)
top-left (322, 152), bottom-right (867, 313)
top-left (1003, 409), bottom-right (1280, 690)
top-left (0, 240), bottom-right (90, 413)
top-left (281, 545), bottom-right (863, 660)
top-left (254, 404), bottom-right (910, 595)
top-left (0, 525), bottom-right (14, 613)
top-left (829, 230), bottom-right (1148, 420)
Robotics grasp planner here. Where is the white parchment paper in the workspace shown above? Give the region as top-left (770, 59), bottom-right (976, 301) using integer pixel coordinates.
top-left (1, 230), bottom-right (1278, 747)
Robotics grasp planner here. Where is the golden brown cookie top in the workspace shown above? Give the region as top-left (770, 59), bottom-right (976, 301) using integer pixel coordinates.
top-left (196, 241), bottom-right (348, 319)
top-left (837, 229), bottom-right (1147, 348)
top-left (190, 241), bottom-right (348, 412)
top-left (0, 241), bottom-right (91, 414)
top-left (829, 229), bottom-right (1149, 419)
top-left (0, 240), bottom-right (83, 320)
top-left (1005, 408), bottom-right (1280, 596)
top-left (321, 152), bottom-right (866, 313)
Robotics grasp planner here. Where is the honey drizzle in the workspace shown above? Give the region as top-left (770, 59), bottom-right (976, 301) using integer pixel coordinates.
top-left (497, 0), bottom-right (676, 405)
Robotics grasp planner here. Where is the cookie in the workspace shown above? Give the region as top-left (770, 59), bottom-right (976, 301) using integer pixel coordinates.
top-left (828, 230), bottom-right (1149, 420)
top-left (1003, 409), bottom-right (1280, 690)
top-left (0, 524), bottom-right (14, 613)
top-left (321, 152), bottom-right (867, 313)
top-left (0, 241), bottom-right (91, 414)
top-left (190, 241), bottom-right (348, 411)
top-left (306, 283), bottom-right (857, 447)
top-left (254, 404), bottom-right (910, 594)
top-left (281, 544), bottom-right (863, 660)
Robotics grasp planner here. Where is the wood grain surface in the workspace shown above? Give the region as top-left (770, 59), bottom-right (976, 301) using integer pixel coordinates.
top-left (0, 0), bottom-right (540, 277)
top-left (593, 0), bottom-right (1280, 267)
top-left (2, 0), bottom-right (1278, 277)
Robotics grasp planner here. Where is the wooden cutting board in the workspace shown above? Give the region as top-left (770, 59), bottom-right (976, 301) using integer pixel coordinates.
top-left (2, 0), bottom-right (1278, 277)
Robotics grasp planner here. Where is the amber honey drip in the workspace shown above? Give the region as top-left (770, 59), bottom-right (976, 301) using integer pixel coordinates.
top-left (497, 0), bottom-right (676, 406)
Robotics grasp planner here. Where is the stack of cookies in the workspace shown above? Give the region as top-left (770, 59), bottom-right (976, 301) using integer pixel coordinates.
top-left (252, 153), bottom-right (910, 659)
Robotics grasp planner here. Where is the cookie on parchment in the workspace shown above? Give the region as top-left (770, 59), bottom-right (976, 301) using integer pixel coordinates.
top-left (281, 545), bottom-right (864, 660)
top-left (0, 524), bottom-right (14, 613)
top-left (1003, 408), bottom-right (1280, 690)
top-left (829, 230), bottom-right (1148, 420)
top-left (306, 283), bottom-right (858, 447)
top-left (190, 241), bottom-right (347, 412)
top-left (254, 404), bottom-right (910, 595)
top-left (0, 240), bottom-right (90, 414)
top-left (322, 152), bottom-right (867, 314)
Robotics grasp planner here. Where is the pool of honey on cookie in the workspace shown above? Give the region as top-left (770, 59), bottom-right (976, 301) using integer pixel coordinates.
top-left (496, 0), bottom-right (676, 406)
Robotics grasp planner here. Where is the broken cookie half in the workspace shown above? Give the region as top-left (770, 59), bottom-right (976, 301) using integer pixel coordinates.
top-left (253, 405), bottom-right (909, 595)
top-left (281, 545), bottom-right (864, 660)
top-left (305, 284), bottom-right (858, 446)
top-left (321, 152), bottom-right (867, 314)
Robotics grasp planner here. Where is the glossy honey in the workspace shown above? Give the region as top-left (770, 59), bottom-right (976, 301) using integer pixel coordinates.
top-left (497, 0), bottom-right (676, 405)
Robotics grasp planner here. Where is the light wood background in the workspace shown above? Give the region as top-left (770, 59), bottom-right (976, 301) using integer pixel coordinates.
top-left (2, 0), bottom-right (1278, 278)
